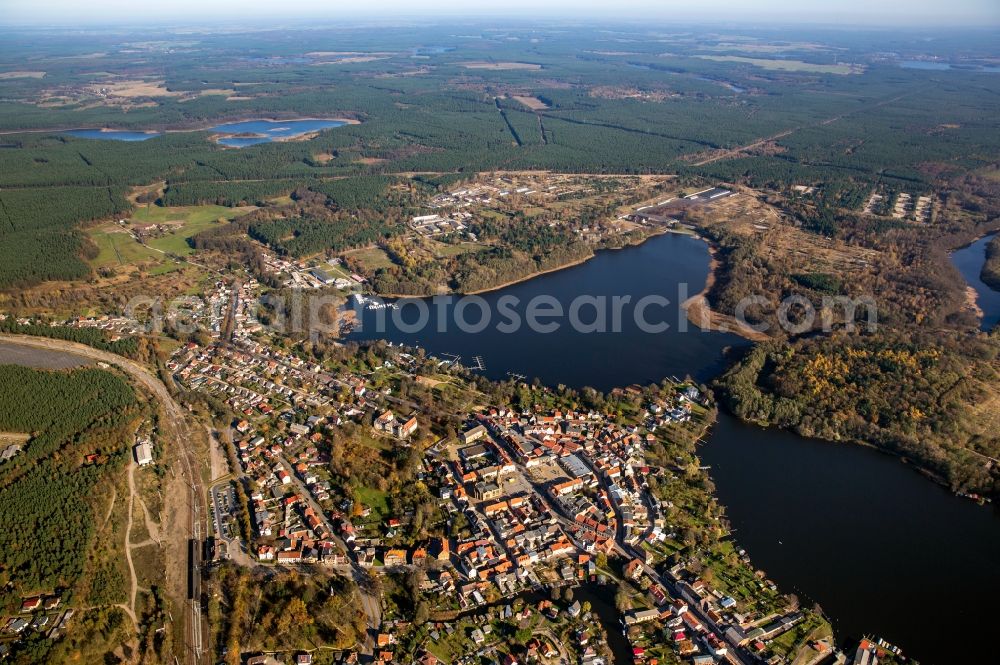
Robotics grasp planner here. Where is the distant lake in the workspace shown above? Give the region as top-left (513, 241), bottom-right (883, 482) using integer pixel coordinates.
top-left (63, 129), bottom-right (161, 141)
top-left (210, 119), bottom-right (348, 147)
top-left (414, 46), bottom-right (455, 55)
top-left (62, 119), bottom-right (349, 147)
top-left (900, 60), bottom-right (1000, 73)
top-left (695, 75), bottom-right (746, 93)
top-left (238, 55), bottom-right (310, 65)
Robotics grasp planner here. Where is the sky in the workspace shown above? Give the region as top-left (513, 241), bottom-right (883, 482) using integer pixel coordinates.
top-left (3, 0), bottom-right (999, 27)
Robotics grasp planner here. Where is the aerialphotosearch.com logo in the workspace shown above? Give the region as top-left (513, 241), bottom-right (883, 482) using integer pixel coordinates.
top-left (123, 285), bottom-right (878, 339)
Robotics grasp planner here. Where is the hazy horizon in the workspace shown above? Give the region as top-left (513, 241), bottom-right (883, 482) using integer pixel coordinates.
top-left (3, 0), bottom-right (1000, 28)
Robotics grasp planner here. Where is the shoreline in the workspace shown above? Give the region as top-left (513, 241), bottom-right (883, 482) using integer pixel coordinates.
top-left (461, 226), bottom-right (687, 296)
top-left (372, 228), bottom-right (672, 299)
top-left (463, 253), bottom-right (597, 296)
top-left (680, 238), bottom-right (772, 342)
top-left (950, 230), bottom-right (1000, 327)
top-left (726, 412), bottom-right (985, 504)
top-left (370, 226), bottom-right (772, 346)
top-left (166, 116), bottom-right (362, 134)
top-left (370, 253), bottom-right (599, 300)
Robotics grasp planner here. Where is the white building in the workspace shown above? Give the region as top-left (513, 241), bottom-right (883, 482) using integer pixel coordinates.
top-left (134, 441), bottom-right (154, 466)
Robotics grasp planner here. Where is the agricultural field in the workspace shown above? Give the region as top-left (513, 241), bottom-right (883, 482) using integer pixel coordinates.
top-left (132, 204), bottom-right (254, 255)
top-left (88, 229), bottom-right (162, 268)
top-left (87, 204), bottom-right (253, 269)
top-left (695, 55), bottom-right (864, 74)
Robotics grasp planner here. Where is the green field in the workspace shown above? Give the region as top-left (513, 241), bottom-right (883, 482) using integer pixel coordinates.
top-left (89, 229), bottom-right (161, 267)
top-left (87, 204), bottom-right (251, 268)
top-left (430, 240), bottom-right (490, 257)
top-left (134, 204), bottom-right (251, 256)
top-left (354, 485), bottom-right (389, 516)
top-left (346, 246), bottom-right (396, 271)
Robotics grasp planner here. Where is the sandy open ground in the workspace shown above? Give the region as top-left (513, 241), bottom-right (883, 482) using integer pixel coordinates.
top-left (463, 62), bottom-right (543, 70)
top-left (0, 70), bottom-right (46, 79)
top-left (87, 79), bottom-right (180, 97)
top-left (0, 340), bottom-right (92, 368)
top-left (511, 95), bottom-right (549, 110)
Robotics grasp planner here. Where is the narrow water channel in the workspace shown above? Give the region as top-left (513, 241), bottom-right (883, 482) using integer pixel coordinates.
top-left (951, 233), bottom-right (1000, 331)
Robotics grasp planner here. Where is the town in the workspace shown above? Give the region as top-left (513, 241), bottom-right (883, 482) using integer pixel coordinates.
top-left (140, 284), bottom-right (846, 665)
top-left (0, 273), bottom-right (887, 665)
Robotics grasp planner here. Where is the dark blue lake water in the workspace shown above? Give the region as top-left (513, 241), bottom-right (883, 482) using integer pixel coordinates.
top-left (701, 414), bottom-right (1000, 665)
top-left (348, 232), bottom-right (746, 389)
top-left (951, 234), bottom-right (1000, 331)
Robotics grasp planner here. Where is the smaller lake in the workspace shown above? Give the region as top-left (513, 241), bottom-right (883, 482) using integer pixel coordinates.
top-left (951, 234), bottom-right (1000, 331)
top-left (239, 56), bottom-right (311, 65)
top-left (900, 60), bottom-right (1000, 73)
top-left (694, 75), bottom-right (746, 93)
top-left (210, 119), bottom-right (347, 147)
top-left (414, 46), bottom-right (456, 55)
top-left (64, 129), bottom-right (161, 141)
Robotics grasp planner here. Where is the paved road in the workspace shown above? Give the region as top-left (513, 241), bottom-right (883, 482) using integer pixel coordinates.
top-left (0, 334), bottom-right (207, 665)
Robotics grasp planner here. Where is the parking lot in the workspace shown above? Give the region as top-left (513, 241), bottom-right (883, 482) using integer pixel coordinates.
top-left (211, 482), bottom-right (237, 542)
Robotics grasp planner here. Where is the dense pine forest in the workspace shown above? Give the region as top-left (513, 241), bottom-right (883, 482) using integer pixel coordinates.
top-left (0, 365), bottom-right (140, 611)
top-left (1, 25), bottom-right (999, 289)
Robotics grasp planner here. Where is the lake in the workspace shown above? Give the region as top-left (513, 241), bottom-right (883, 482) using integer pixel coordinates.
top-left (62, 118), bottom-right (349, 147)
top-left (900, 60), bottom-right (1000, 73)
top-left (414, 46), bottom-right (456, 55)
top-left (210, 118), bottom-right (348, 147)
top-left (63, 129), bottom-right (161, 141)
top-left (951, 234), bottom-right (1000, 331)
top-left (700, 414), bottom-right (1000, 665)
top-left (348, 232), bottom-right (747, 389)
top-left (351, 230), bottom-right (1000, 663)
